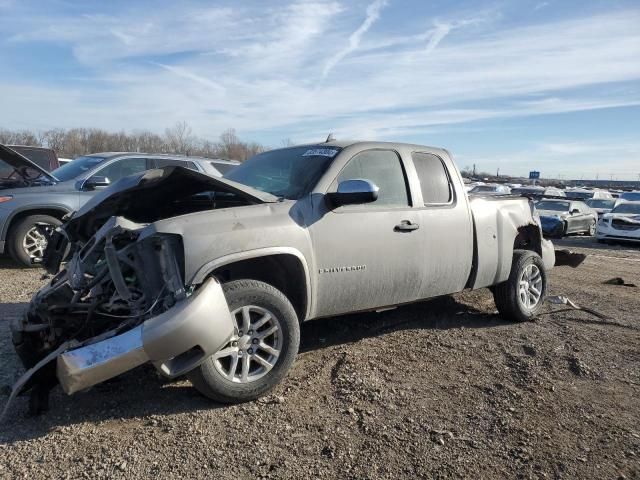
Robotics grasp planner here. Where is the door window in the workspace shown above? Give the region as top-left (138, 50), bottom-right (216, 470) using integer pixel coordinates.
top-left (337, 150), bottom-right (409, 207)
top-left (411, 152), bottom-right (452, 205)
top-left (94, 157), bottom-right (148, 183)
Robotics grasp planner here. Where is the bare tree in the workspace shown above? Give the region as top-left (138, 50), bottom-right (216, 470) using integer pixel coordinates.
top-left (164, 121), bottom-right (195, 155)
top-left (0, 124), bottom-right (267, 161)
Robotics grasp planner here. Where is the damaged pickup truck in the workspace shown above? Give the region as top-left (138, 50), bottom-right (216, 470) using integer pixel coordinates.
top-left (9, 141), bottom-right (555, 414)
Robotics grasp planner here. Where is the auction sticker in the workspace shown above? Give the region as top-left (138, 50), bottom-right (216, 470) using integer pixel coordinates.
top-left (302, 148), bottom-right (339, 157)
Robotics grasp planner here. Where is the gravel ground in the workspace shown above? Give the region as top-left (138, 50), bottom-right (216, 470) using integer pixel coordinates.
top-left (1, 238), bottom-right (639, 479)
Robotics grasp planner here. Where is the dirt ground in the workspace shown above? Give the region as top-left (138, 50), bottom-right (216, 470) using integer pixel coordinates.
top-left (0, 237), bottom-right (639, 479)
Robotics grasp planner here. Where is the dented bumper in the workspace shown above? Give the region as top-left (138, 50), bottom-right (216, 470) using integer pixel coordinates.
top-left (57, 277), bottom-right (234, 394)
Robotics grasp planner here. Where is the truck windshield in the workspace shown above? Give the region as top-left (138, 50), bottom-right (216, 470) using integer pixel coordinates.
top-left (536, 200), bottom-right (570, 211)
top-left (52, 155), bottom-right (108, 181)
top-left (224, 146), bottom-right (341, 199)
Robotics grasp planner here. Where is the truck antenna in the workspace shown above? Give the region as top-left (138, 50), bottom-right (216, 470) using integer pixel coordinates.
top-left (325, 133), bottom-right (335, 143)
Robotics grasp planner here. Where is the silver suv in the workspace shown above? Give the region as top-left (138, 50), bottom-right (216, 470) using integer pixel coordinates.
top-left (0, 145), bottom-right (238, 266)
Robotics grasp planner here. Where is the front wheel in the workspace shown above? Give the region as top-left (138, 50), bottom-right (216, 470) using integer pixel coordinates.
top-left (188, 279), bottom-right (300, 403)
top-left (587, 219), bottom-right (597, 236)
top-left (493, 250), bottom-right (547, 322)
top-left (8, 214), bottom-right (61, 267)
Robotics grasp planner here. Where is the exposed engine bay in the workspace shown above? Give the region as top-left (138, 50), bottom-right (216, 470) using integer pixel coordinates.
top-left (7, 166), bottom-right (266, 416)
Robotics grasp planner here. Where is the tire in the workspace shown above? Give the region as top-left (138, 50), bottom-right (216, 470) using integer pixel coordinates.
top-left (587, 219), bottom-right (596, 236)
top-left (493, 249), bottom-right (547, 322)
top-left (188, 279), bottom-right (300, 404)
top-left (8, 214), bottom-right (62, 267)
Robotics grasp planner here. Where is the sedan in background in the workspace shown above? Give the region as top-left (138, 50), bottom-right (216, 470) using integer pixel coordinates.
top-left (597, 202), bottom-right (640, 244)
top-left (586, 198), bottom-right (616, 218)
top-left (535, 199), bottom-right (597, 237)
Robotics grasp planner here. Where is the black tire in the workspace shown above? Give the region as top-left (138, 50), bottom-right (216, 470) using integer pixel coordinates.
top-left (493, 250), bottom-right (547, 322)
top-left (188, 279), bottom-right (300, 404)
top-left (8, 214), bottom-right (61, 267)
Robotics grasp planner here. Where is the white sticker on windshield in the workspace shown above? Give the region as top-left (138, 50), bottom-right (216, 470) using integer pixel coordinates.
top-left (302, 148), bottom-right (339, 158)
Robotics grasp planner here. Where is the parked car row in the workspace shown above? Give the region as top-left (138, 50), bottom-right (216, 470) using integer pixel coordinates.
top-left (0, 144), bottom-right (239, 266)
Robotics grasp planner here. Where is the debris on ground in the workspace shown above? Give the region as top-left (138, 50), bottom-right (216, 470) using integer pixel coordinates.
top-left (603, 277), bottom-right (637, 287)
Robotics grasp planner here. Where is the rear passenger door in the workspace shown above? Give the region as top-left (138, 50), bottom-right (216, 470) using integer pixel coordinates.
top-left (410, 152), bottom-right (473, 299)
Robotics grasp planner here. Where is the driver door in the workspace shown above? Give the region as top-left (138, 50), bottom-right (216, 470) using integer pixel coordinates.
top-left (308, 149), bottom-right (423, 318)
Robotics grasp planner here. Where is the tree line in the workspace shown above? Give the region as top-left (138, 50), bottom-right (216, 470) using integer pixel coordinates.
top-left (0, 122), bottom-right (266, 161)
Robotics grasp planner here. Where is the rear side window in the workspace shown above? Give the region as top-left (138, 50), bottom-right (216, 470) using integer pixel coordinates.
top-left (153, 158), bottom-right (198, 170)
top-left (338, 150), bottom-right (409, 207)
top-left (211, 162), bottom-right (236, 175)
top-left (412, 152), bottom-right (452, 204)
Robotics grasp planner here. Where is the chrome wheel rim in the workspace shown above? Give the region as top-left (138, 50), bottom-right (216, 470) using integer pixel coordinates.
top-left (22, 224), bottom-right (53, 260)
top-left (213, 305), bottom-right (282, 383)
top-left (589, 221), bottom-right (596, 235)
top-left (518, 264), bottom-right (543, 310)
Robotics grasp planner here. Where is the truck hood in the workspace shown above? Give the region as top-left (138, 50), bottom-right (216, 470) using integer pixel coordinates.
top-left (0, 144), bottom-right (57, 187)
top-left (64, 166), bottom-right (278, 239)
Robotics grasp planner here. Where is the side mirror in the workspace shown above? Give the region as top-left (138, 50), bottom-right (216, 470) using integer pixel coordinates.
top-left (570, 208), bottom-right (579, 215)
top-left (83, 176), bottom-right (111, 190)
top-left (326, 179), bottom-right (379, 207)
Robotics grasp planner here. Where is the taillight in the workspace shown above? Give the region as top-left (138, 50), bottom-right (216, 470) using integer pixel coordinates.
top-left (0, 196), bottom-right (13, 203)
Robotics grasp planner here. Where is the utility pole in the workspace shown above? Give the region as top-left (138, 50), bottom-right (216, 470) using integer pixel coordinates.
top-left (496, 167), bottom-right (500, 178)
top-left (473, 164), bottom-right (477, 177)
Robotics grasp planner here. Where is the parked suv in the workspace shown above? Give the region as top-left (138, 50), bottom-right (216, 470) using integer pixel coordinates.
top-left (0, 144), bottom-right (238, 266)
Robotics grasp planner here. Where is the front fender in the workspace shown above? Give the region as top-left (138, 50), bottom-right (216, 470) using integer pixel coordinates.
top-left (191, 247), bottom-right (313, 320)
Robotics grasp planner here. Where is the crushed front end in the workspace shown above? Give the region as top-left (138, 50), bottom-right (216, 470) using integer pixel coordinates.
top-left (9, 215), bottom-right (234, 414)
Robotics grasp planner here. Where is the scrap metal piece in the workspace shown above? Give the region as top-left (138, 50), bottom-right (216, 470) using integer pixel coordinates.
top-left (554, 249), bottom-right (587, 268)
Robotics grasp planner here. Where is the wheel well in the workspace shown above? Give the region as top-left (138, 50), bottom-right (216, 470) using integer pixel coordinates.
top-left (513, 224), bottom-right (542, 256)
top-left (4, 208), bottom-right (67, 241)
top-left (211, 254), bottom-right (308, 321)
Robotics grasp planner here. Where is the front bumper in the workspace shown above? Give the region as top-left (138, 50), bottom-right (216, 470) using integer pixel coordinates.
top-left (56, 277), bottom-right (234, 394)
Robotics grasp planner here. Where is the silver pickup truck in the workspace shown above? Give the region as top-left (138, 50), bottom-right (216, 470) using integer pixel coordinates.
top-left (10, 140), bottom-right (554, 413)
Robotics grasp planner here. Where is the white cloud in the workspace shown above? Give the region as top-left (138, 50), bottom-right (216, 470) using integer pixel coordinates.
top-left (0, 1), bottom-right (639, 172)
top-left (322, 0), bottom-right (387, 78)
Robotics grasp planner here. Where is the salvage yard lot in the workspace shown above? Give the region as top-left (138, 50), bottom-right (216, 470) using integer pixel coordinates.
top-left (1, 238), bottom-right (639, 479)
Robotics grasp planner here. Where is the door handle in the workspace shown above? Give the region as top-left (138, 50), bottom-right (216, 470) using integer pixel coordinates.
top-left (394, 220), bottom-right (420, 232)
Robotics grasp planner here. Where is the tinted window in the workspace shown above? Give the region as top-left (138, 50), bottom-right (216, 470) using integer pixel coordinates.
top-left (95, 158), bottom-right (148, 183)
top-left (338, 150), bottom-right (409, 207)
top-left (52, 155), bottom-right (107, 181)
top-left (211, 162), bottom-right (236, 175)
top-left (153, 158), bottom-right (198, 170)
top-left (412, 152), bottom-right (452, 204)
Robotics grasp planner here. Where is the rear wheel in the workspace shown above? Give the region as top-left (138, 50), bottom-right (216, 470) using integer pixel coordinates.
top-left (8, 214), bottom-right (61, 267)
top-left (493, 250), bottom-right (547, 322)
top-left (188, 279), bottom-right (300, 403)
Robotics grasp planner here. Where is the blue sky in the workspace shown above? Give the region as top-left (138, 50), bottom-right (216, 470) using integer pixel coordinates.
top-left (0, 0), bottom-right (639, 179)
